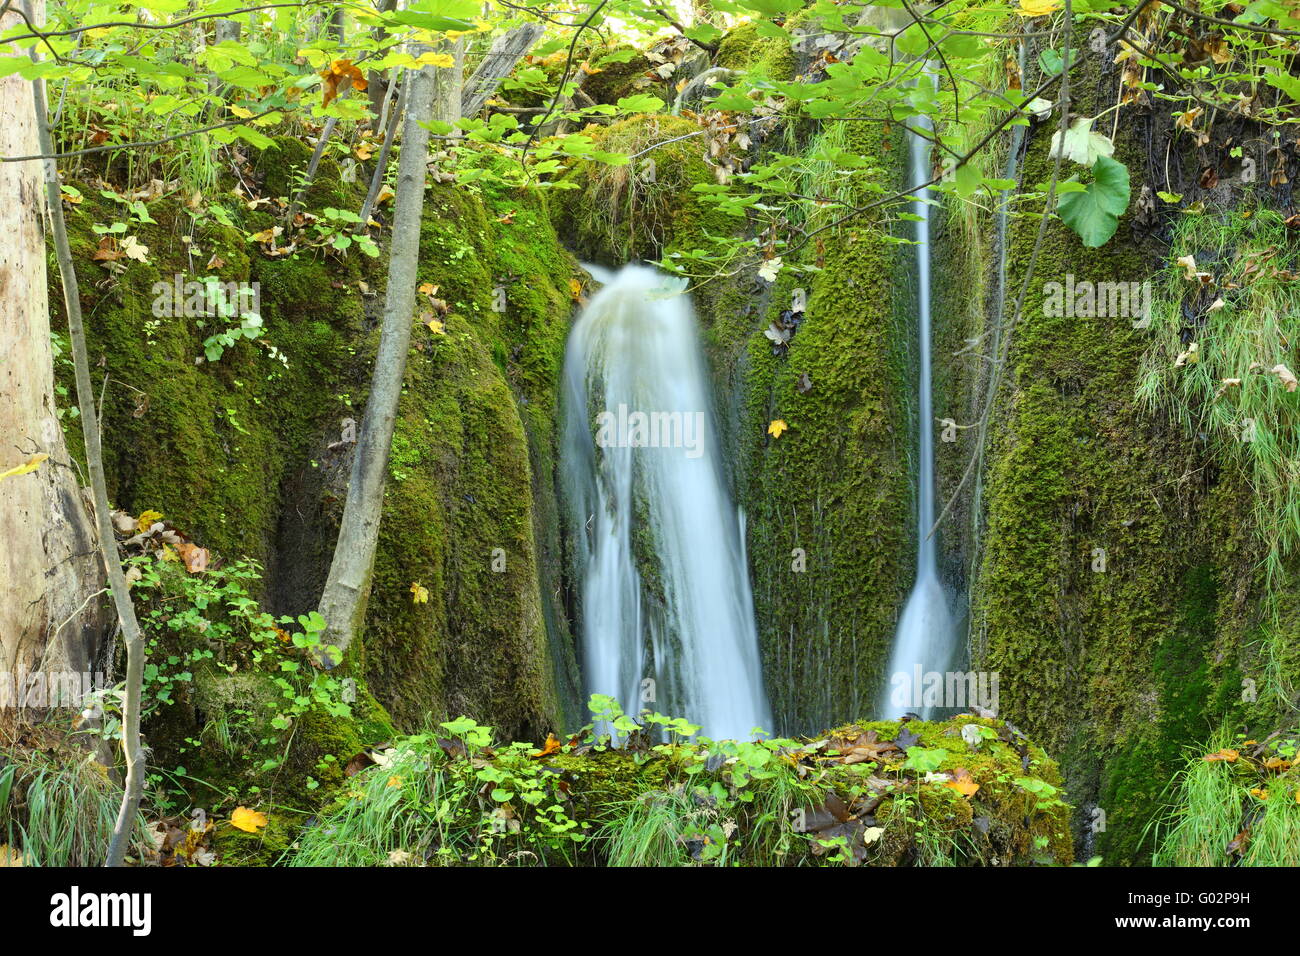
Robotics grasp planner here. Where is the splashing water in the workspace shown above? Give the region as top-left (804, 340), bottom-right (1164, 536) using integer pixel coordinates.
top-left (562, 264), bottom-right (772, 740)
top-left (881, 106), bottom-right (961, 719)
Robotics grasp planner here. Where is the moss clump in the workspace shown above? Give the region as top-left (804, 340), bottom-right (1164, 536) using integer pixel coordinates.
top-left (552, 114), bottom-right (737, 264)
top-left (212, 812), bottom-right (295, 866)
top-left (582, 48), bottom-right (661, 105)
top-left (254, 134), bottom-right (349, 210)
top-left (715, 21), bottom-right (797, 82)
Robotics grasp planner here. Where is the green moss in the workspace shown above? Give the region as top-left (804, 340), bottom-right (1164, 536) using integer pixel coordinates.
top-left (212, 812), bottom-right (295, 866)
top-left (360, 174), bottom-right (584, 737)
top-left (715, 21), bottom-right (797, 82)
top-left (720, 118), bottom-right (911, 735)
top-left (552, 114), bottom-right (736, 264)
top-left (969, 51), bottom-right (1265, 863)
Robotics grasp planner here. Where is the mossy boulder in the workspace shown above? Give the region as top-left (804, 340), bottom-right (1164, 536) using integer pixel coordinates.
top-left (552, 114), bottom-right (736, 264)
top-left (715, 21), bottom-right (797, 82)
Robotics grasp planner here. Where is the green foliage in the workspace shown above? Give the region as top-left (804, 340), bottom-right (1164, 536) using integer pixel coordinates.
top-left (291, 697), bottom-right (1074, 867)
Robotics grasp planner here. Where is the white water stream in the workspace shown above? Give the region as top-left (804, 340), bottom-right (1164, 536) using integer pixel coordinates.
top-left (881, 106), bottom-right (961, 719)
top-left (562, 264), bottom-right (772, 740)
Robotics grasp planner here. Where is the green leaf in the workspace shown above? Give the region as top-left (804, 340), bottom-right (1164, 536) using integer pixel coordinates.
top-left (1057, 155), bottom-right (1130, 248)
top-left (615, 94), bottom-right (666, 114)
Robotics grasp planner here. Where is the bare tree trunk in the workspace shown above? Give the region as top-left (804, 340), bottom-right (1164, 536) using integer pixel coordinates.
top-left (433, 37), bottom-right (466, 128)
top-left (20, 0), bottom-right (146, 865)
top-left (355, 79), bottom-right (407, 233)
top-left (316, 59), bottom-right (441, 661)
top-left (366, 0), bottom-right (400, 131)
top-left (0, 0), bottom-right (103, 726)
top-left (460, 23), bottom-right (544, 120)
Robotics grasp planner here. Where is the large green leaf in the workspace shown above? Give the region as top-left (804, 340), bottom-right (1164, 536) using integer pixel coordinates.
top-left (1058, 155), bottom-right (1130, 248)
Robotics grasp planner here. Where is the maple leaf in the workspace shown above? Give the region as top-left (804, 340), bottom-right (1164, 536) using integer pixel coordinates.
top-left (229, 807), bottom-right (268, 833)
top-left (534, 733), bottom-right (562, 758)
top-left (410, 582), bottom-right (429, 604)
top-left (758, 256), bottom-right (783, 282)
top-left (120, 235), bottom-right (150, 263)
top-left (320, 59), bottom-right (367, 107)
top-left (945, 768), bottom-right (980, 798)
top-left (767, 419), bottom-right (789, 438)
top-left (0, 453), bottom-right (49, 481)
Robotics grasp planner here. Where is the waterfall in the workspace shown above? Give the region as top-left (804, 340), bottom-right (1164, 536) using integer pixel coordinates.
top-left (881, 100), bottom-right (960, 719)
top-left (562, 264), bottom-right (772, 740)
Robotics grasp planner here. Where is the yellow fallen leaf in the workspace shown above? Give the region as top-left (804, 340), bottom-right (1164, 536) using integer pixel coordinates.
top-left (0, 453), bottom-right (49, 481)
top-left (410, 582), bottom-right (429, 603)
top-left (425, 317), bottom-right (445, 335)
top-left (767, 419), bottom-right (789, 438)
top-left (136, 509), bottom-right (163, 532)
top-left (0, 844), bottom-right (23, 867)
top-left (418, 282), bottom-right (438, 296)
top-left (229, 806), bottom-right (268, 833)
top-left (1017, 0), bottom-right (1060, 15)
top-left (945, 768), bottom-right (980, 798)
top-left (229, 104), bottom-right (254, 119)
top-left (387, 775), bottom-right (402, 788)
top-left (376, 185), bottom-right (395, 204)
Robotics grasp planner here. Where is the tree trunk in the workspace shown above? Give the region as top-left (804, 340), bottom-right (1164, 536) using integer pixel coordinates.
top-left (460, 23), bottom-right (544, 119)
top-left (433, 37), bottom-right (466, 128)
top-left (0, 0), bottom-right (104, 723)
top-left (315, 59), bottom-right (441, 661)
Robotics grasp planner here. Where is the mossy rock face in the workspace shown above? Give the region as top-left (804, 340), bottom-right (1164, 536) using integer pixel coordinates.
top-left (967, 46), bottom-right (1268, 862)
top-left (552, 114), bottom-right (736, 265)
top-left (353, 175), bottom-right (583, 738)
top-left (53, 147), bottom-right (583, 768)
top-left (706, 119), bottom-right (911, 736)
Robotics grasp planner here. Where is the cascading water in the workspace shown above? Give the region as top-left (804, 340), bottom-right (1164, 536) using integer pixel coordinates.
top-left (881, 104), bottom-right (961, 719)
top-left (562, 264), bottom-right (772, 740)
